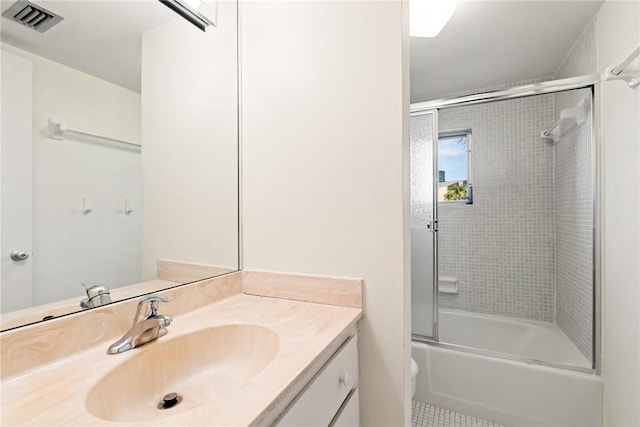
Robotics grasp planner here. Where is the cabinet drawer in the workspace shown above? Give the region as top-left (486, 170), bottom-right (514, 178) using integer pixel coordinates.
top-left (277, 335), bottom-right (358, 427)
top-left (330, 388), bottom-right (359, 427)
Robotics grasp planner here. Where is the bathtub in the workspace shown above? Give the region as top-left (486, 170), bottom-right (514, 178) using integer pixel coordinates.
top-left (438, 309), bottom-right (592, 368)
top-left (412, 309), bottom-right (602, 427)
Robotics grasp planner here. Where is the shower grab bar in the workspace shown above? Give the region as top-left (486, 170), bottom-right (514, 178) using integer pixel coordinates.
top-left (603, 46), bottom-right (640, 89)
top-left (48, 119), bottom-right (141, 148)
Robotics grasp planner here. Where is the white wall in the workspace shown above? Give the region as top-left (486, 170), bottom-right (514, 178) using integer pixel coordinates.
top-left (596, 1), bottom-right (640, 425)
top-left (141, 1), bottom-right (238, 279)
top-left (1, 44), bottom-right (142, 306)
top-left (240, 2), bottom-right (409, 425)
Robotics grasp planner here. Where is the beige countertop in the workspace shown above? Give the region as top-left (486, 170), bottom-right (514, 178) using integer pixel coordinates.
top-left (0, 271), bottom-right (363, 426)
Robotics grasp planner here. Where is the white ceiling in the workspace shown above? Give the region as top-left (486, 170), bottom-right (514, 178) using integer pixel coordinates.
top-left (2, 1), bottom-right (603, 98)
top-left (0, 0), bottom-right (178, 92)
top-left (411, 0), bottom-right (603, 102)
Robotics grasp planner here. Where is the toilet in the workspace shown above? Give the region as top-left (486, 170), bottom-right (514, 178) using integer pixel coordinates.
top-left (411, 357), bottom-right (419, 398)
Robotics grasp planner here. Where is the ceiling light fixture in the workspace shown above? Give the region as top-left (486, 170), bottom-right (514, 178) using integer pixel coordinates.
top-left (410, 0), bottom-right (457, 38)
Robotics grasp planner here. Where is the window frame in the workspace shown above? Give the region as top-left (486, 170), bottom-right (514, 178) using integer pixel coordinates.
top-left (437, 129), bottom-right (473, 204)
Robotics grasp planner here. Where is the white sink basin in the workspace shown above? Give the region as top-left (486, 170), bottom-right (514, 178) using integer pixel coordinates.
top-left (86, 324), bottom-right (279, 423)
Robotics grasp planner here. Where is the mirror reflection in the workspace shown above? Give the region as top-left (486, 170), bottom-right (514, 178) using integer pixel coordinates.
top-left (0, 0), bottom-right (238, 330)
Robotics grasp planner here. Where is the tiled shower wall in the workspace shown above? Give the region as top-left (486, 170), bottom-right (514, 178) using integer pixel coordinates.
top-left (553, 20), bottom-right (595, 360)
top-left (438, 94), bottom-right (556, 321)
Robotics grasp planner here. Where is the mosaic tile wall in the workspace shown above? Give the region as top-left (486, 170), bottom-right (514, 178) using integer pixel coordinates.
top-left (437, 92), bottom-right (556, 321)
top-left (553, 19), bottom-right (596, 361)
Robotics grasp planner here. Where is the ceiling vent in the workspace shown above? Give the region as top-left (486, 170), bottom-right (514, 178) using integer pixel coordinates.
top-left (2, 0), bottom-right (63, 33)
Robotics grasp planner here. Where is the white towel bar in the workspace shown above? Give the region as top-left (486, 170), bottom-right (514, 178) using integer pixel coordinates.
top-left (48, 119), bottom-right (141, 148)
top-left (603, 46), bottom-right (640, 89)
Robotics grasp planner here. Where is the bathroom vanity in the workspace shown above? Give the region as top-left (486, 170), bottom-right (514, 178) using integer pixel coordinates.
top-left (276, 334), bottom-right (360, 426)
top-left (0, 271), bottom-right (363, 426)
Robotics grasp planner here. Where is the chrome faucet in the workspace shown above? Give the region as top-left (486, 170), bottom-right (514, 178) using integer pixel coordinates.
top-left (80, 284), bottom-right (112, 309)
top-left (107, 294), bottom-right (172, 354)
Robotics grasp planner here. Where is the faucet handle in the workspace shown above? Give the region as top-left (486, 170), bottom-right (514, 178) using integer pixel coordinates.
top-left (139, 294), bottom-right (171, 305)
top-left (134, 294), bottom-right (171, 321)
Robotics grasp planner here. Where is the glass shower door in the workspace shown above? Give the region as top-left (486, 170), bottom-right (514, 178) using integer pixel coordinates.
top-left (434, 88), bottom-right (595, 370)
top-left (410, 110), bottom-right (438, 340)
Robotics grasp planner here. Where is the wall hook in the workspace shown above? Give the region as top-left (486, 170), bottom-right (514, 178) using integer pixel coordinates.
top-left (81, 196), bottom-right (92, 215)
top-left (124, 197), bottom-right (133, 215)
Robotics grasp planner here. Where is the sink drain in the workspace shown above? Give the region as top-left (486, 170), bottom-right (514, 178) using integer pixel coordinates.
top-left (158, 392), bottom-right (182, 410)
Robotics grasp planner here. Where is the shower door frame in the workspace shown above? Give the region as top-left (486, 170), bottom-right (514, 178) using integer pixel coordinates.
top-left (410, 74), bottom-right (602, 375)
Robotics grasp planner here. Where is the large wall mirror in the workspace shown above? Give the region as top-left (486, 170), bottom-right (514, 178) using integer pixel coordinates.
top-left (0, 0), bottom-right (239, 331)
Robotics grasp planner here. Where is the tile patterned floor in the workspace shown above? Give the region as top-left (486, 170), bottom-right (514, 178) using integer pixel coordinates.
top-left (412, 401), bottom-right (506, 427)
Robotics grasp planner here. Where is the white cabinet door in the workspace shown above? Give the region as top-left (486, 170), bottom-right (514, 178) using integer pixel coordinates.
top-left (330, 389), bottom-right (359, 427)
